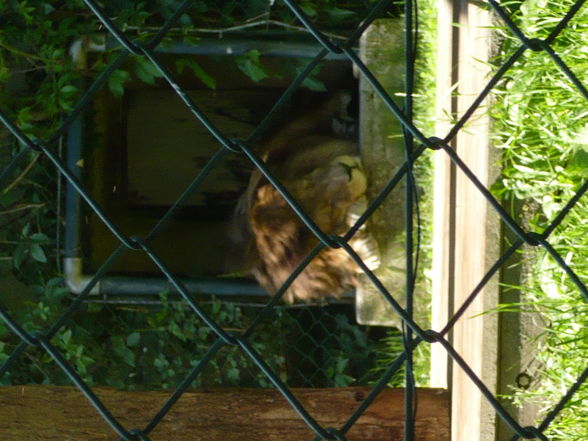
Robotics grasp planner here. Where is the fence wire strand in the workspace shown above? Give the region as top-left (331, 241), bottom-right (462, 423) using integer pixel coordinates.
top-left (0, 1), bottom-right (587, 440)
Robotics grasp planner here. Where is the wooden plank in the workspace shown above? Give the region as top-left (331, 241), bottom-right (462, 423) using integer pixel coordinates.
top-left (452, 4), bottom-right (500, 441)
top-left (0, 386), bottom-right (449, 441)
top-left (430, 0), bottom-right (458, 390)
top-left (432, 1), bottom-right (500, 441)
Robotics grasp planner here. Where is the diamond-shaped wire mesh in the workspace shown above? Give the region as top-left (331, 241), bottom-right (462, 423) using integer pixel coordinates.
top-left (0, 1), bottom-right (587, 440)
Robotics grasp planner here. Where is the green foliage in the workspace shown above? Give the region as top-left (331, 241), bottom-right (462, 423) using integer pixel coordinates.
top-left (236, 49), bottom-right (270, 83)
top-left (0, 289), bottom-right (382, 389)
top-left (0, 0), bottom-right (381, 137)
top-left (282, 306), bottom-right (382, 387)
top-left (491, 1), bottom-right (588, 439)
top-left (0, 289), bottom-right (280, 388)
top-left (175, 58), bottom-right (216, 89)
top-left (294, 0), bottom-right (385, 29)
top-left (133, 56), bottom-right (164, 85)
top-left (107, 69), bottom-right (131, 97)
top-left (298, 62), bottom-right (328, 92)
top-left (323, 313), bottom-right (380, 386)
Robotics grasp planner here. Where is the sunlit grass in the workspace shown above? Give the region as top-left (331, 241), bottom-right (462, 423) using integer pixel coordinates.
top-left (491, 1), bottom-right (588, 439)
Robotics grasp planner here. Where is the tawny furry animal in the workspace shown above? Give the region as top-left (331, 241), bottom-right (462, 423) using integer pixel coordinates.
top-left (230, 93), bottom-right (379, 303)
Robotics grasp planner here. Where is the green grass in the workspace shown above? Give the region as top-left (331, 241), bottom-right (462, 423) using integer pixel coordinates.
top-left (409, 0), bottom-right (437, 387)
top-left (491, 1), bottom-right (588, 439)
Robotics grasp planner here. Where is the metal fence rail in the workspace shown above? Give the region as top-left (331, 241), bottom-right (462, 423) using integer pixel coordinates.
top-left (0, 1), bottom-right (587, 440)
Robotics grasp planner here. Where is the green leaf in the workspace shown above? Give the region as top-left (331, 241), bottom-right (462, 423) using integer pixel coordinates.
top-left (168, 320), bottom-right (186, 341)
top-left (175, 59), bottom-right (216, 89)
top-left (297, 62), bottom-right (326, 91)
top-left (302, 75), bottom-right (327, 92)
top-left (227, 367), bottom-right (240, 381)
top-left (13, 243), bottom-right (26, 269)
top-left (108, 69), bottom-right (131, 97)
top-left (334, 373), bottom-right (355, 387)
top-left (41, 2), bottom-right (55, 15)
top-left (21, 223), bottom-right (31, 237)
top-left (30, 233), bottom-right (49, 242)
top-left (0, 66), bottom-right (10, 82)
top-left (566, 148), bottom-right (588, 178)
top-left (236, 50), bottom-right (269, 83)
top-left (300, 3), bottom-right (317, 17)
top-left (211, 298), bottom-right (221, 315)
top-left (154, 354), bottom-right (168, 370)
top-left (134, 58), bottom-right (162, 85)
top-left (336, 357), bottom-right (349, 372)
top-left (324, 7), bottom-right (356, 23)
top-left (60, 85), bottom-right (78, 96)
top-left (60, 328), bottom-right (72, 345)
top-left (111, 336), bottom-right (135, 367)
top-left (30, 244), bottom-right (47, 263)
top-left (126, 332), bottom-right (141, 347)
top-left (179, 13), bottom-right (192, 26)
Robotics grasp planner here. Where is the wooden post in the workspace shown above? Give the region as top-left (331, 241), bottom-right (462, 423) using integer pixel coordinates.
top-left (431, 1), bottom-right (500, 441)
top-left (430, 0), bottom-right (458, 391)
top-left (0, 386), bottom-right (449, 441)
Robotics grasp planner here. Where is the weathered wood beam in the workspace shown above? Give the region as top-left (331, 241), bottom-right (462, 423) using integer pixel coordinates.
top-left (0, 386), bottom-right (449, 441)
top-left (432, 1), bottom-right (500, 441)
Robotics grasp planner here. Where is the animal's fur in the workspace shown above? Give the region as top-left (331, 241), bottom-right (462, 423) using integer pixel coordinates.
top-left (230, 93), bottom-right (379, 302)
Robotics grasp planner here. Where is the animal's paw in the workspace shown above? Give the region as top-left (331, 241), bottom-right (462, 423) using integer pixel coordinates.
top-left (350, 231), bottom-right (381, 272)
top-left (346, 196), bottom-right (368, 229)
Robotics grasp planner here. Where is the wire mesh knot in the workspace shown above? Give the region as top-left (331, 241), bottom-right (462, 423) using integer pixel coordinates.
top-left (127, 235), bottom-right (146, 251)
top-left (222, 331), bottom-right (240, 346)
top-left (425, 136), bottom-right (446, 151)
top-left (326, 40), bottom-right (344, 55)
top-left (524, 38), bottom-right (545, 52)
top-left (126, 429), bottom-right (151, 441)
top-left (25, 331), bottom-right (43, 347)
top-left (27, 141), bottom-right (43, 153)
top-left (325, 234), bottom-right (346, 250)
top-left (324, 427), bottom-right (348, 441)
top-left (524, 232), bottom-right (544, 247)
top-left (423, 329), bottom-right (443, 344)
top-left (521, 426), bottom-right (548, 441)
top-left (227, 138), bottom-right (246, 154)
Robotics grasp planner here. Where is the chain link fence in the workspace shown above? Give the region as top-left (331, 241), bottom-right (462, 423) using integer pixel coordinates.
top-left (0, 0), bottom-right (586, 440)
